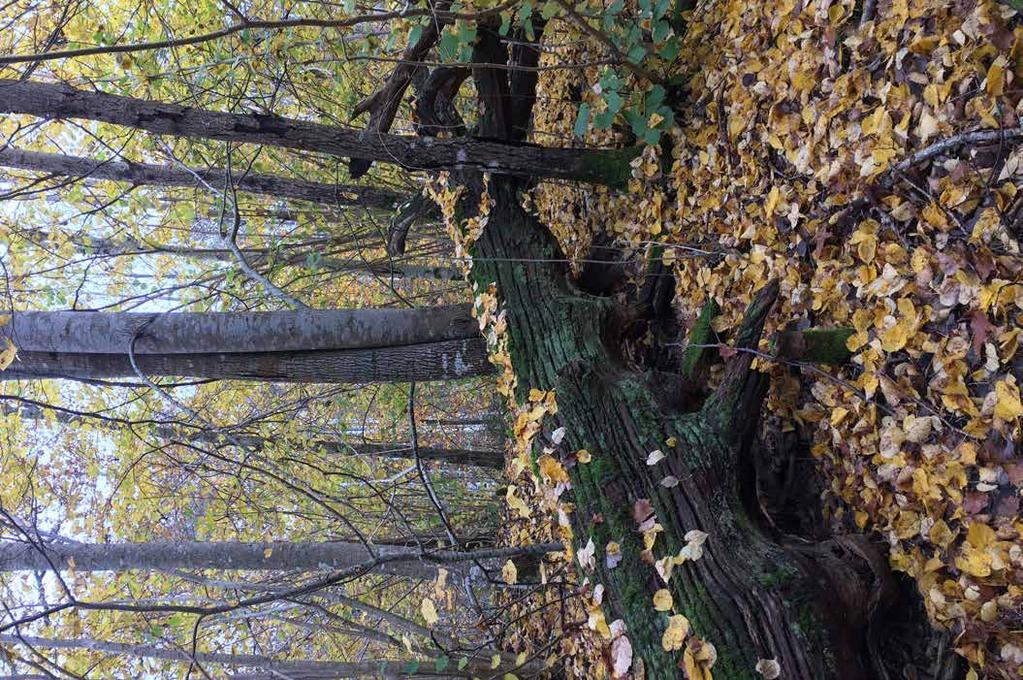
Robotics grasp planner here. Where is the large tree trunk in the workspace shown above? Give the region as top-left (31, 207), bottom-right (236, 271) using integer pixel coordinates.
top-left (0, 540), bottom-right (553, 579)
top-left (0, 79), bottom-right (636, 185)
top-left (468, 178), bottom-right (917, 679)
top-left (0, 307), bottom-right (491, 383)
top-left (0, 146), bottom-right (406, 209)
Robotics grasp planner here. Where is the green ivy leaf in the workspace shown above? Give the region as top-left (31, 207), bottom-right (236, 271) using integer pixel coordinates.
top-left (573, 103), bottom-right (590, 137)
top-left (438, 31), bottom-right (459, 61)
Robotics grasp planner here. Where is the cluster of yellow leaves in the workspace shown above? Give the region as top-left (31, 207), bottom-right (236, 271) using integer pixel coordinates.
top-left (530, 0), bottom-right (1023, 676)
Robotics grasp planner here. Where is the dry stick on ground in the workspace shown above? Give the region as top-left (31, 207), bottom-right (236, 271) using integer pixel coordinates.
top-left (878, 126), bottom-right (1023, 189)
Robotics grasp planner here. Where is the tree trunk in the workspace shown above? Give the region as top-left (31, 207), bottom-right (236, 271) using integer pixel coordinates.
top-left (3, 307), bottom-right (476, 354)
top-left (0, 146), bottom-right (405, 209)
top-left (469, 179), bottom-right (908, 679)
top-left (0, 307), bottom-right (492, 383)
top-left (0, 540), bottom-right (554, 580)
top-left (27, 229), bottom-right (463, 281)
top-left (2, 341), bottom-right (489, 383)
top-left (0, 634), bottom-right (532, 678)
top-left (0, 79), bottom-right (637, 185)
top-left (1, 399), bottom-right (504, 467)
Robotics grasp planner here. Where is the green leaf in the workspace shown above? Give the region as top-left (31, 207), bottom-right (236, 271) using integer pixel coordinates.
top-left (404, 660), bottom-right (421, 674)
top-left (435, 656), bottom-right (450, 672)
top-left (627, 44), bottom-right (647, 64)
top-left (408, 25), bottom-right (423, 45)
top-left (458, 657), bottom-right (469, 671)
top-left (438, 31), bottom-right (460, 61)
top-left (658, 39), bottom-right (680, 60)
top-left (605, 90), bottom-right (623, 114)
top-left (593, 110), bottom-right (615, 129)
top-left (573, 103), bottom-right (590, 137)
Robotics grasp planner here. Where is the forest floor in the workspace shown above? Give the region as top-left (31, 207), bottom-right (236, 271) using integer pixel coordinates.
top-left (481, 0), bottom-right (1023, 677)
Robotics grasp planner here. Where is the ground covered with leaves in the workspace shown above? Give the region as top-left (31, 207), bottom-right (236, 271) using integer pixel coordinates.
top-left (481, 0), bottom-right (1023, 677)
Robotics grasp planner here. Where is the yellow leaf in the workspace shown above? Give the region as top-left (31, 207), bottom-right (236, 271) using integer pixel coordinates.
top-left (966, 521), bottom-right (997, 549)
top-left (576, 448), bottom-right (592, 463)
top-left (263, 547), bottom-right (273, 559)
top-left (661, 614), bottom-right (690, 651)
top-left (993, 379), bottom-right (1023, 421)
top-left (0, 339), bottom-right (17, 372)
top-left (653, 588), bottom-right (673, 611)
top-left (492, 654), bottom-right (502, 669)
top-left (764, 186), bottom-right (781, 218)
top-left (956, 548), bottom-right (992, 578)
top-left (421, 597), bottom-right (439, 626)
top-left (928, 520), bottom-right (955, 549)
top-left (683, 646), bottom-right (714, 680)
top-left (505, 486), bottom-right (531, 519)
top-left (879, 322), bottom-right (909, 353)
top-left (987, 57), bottom-right (1006, 97)
top-left (502, 560), bottom-right (518, 585)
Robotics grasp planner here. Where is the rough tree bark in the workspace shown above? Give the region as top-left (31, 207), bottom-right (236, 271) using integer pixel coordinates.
top-left (0, 79), bottom-right (637, 185)
top-left (0, 146), bottom-right (406, 209)
top-left (0, 307), bottom-right (492, 383)
top-left (0, 540), bottom-right (554, 579)
top-left (473, 179), bottom-right (899, 679)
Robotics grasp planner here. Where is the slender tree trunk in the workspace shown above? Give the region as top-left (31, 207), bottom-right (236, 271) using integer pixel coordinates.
top-left (3, 307), bottom-right (476, 354)
top-left (0, 146), bottom-right (406, 209)
top-left (0, 634), bottom-right (532, 678)
top-left (2, 342), bottom-right (489, 383)
top-left (26, 229), bottom-right (463, 281)
top-left (0, 540), bottom-right (556, 579)
top-left (0, 79), bottom-right (637, 185)
top-left (0, 307), bottom-right (492, 383)
top-left (0, 400), bottom-right (505, 467)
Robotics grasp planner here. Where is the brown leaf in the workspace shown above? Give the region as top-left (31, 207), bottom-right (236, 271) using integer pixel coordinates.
top-left (964, 491), bottom-right (990, 515)
top-left (970, 310), bottom-right (996, 356)
top-left (633, 498), bottom-right (654, 526)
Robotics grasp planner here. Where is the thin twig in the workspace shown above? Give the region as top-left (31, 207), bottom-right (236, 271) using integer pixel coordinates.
top-left (0, 1), bottom-right (519, 66)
